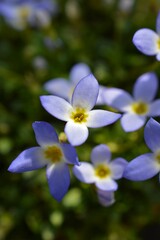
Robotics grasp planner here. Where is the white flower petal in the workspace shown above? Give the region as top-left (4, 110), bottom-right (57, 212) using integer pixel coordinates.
top-left (121, 113), bottom-right (146, 132)
top-left (110, 158), bottom-right (128, 179)
top-left (44, 78), bottom-right (71, 100)
top-left (148, 99), bottom-right (160, 116)
top-left (86, 110), bottom-right (121, 128)
top-left (70, 63), bottom-right (91, 85)
top-left (40, 95), bottom-right (73, 121)
top-left (65, 121), bottom-right (89, 146)
top-left (103, 87), bottom-right (133, 111)
top-left (133, 72), bottom-right (158, 102)
top-left (133, 28), bottom-right (159, 55)
top-left (73, 162), bottom-right (96, 183)
top-left (96, 178), bottom-right (118, 191)
top-left (71, 74), bottom-right (99, 111)
top-left (91, 144), bottom-right (111, 165)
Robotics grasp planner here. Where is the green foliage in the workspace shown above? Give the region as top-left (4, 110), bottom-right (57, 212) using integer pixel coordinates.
top-left (1, 0), bottom-right (160, 239)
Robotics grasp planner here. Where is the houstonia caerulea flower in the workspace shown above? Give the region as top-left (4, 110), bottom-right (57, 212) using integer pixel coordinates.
top-left (133, 12), bottom-right (160, 60)
top-left (8, 121), bottom-right (79, 202)
top-left (40, 74), bottom-right (121, 146)
top-left (97, 189), bottom-right (115, 207)
top-left (124, 118), bottom-right (160, 181)
top-left (0, 0), bottom-right (57, 30)
top-left (73, 144), bottom-right (127, 191)
top-left (44, 62), bottom-right (106, 105)
top-left (103, 72), bottom-right (160, 132)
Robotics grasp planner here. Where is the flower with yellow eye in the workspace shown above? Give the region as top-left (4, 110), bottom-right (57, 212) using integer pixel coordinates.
top-left (73, 144), bottom-right (127, 193)
top-left (40, 74), bottom-right (121, 146)
top-left (124, 118), bottom-right (160, 181)
top-left (103, 72), bottom-right (160, 132)
top-left (8, 121), bottom-right (79, 202)
top-left (133, 12), bottom-right (160, 61)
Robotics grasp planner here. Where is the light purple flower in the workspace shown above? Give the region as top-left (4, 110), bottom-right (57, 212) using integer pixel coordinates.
top-left (44, 62), bottom-right (107, 105)
top-left (124, 118), bottom-right (160, 181)
top-left (103, 72), bottom-right (160, 132)
top-left (40, 74), bottom-right (121, 146)
top-left (8, 121), bottom-right (79, 202)
top-left (0, 0), bottom-right (57, 30)
top-left (73, 144), bottom-right (127, 191)
top-left (133, 12), bottom-right (160, 60)
top-left (44, 63), bottom-right (91, 101)
top-left (97, 189), bottom-right (115, 207)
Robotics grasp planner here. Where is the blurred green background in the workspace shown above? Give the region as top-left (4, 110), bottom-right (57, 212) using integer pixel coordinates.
top-left (1, 0), bottom-right (160, 239)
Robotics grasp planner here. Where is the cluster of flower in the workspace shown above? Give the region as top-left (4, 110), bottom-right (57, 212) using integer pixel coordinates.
top-left (0, 0), bottom-right (58, 30)
top-left (8, 12), bottom-right (160, 206)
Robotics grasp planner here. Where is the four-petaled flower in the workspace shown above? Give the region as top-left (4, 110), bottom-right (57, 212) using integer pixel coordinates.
top-left (124, 118), bottom-right (160, 181)
top-left (8, 121), bottom-right (79, 202)
top-left (133, 12), bottom-right (160, 60)
top-left (103, 72), bottom-right (160, 132)
top-left (44, 62), bottom-right (107, 105)
top-left (73, 144), bottom-right (127, 191)
top-left (40, 74), bottom-right (121, 146)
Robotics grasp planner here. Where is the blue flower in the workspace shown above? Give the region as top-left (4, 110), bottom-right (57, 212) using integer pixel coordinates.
top-left (0, 0), bottom-right (57, 30)
top-left (133, 12), bottom-right (160, 60)
top-left (73, 144), bottom-right (127, 191)
top-left (8, 121), bottom-right (79, 202)
top-left (103, 72), bottom-right (160, 132)
top-left (124, 118), bottom-right (160, 181)
top-left (44, 62), bottom-right (106, 105)
top-left (40, 74), bottom-right (121, 146)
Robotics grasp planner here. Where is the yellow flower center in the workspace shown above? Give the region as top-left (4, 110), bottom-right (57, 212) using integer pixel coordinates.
top-left (157, 38), bottom-right (160, 49)
top-left (71, 108), bottom-right (88, 123)
top-left (154, 150), bottom-right (160, 165)
top-left (18, 6), bottom-right (31, 20)
top-left (131, 101), bottom-right (148, 115)
top-left (44, 145), bottom-right (63, 163)
top-left (95, 164), bottom-right (111, 179)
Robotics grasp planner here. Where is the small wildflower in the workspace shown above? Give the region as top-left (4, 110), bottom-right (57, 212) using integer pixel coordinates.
top-left (73, 144), bottom-right (127, 191)
top-left (133, 12), bottom-right (160, 60)
top-left (8, 121), bottom-right (79, 202)
top-left (40, 74), bottom-right (121, 146)
top-left (103, 72), bottom-right (160, 132)
top-left (124, 118), bottom-right (160, 181)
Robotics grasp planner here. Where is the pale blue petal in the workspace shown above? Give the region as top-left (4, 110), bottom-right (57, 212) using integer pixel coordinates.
top-left (91, 144), bottom-right (111, 165)
top-left (133, 72), bottom-right (158, 102)
top-left (96, 85), bottom-right (108, 105)
top-left (46, 163), bottom-right (70, 202)
top-left (123, 153), bottom-right (159, 181)
top-left (103, 88), bottom-right (133, 111)
top-left (71, 74), bottom-right (99, 111)
top-left (60, 143), bottom-right (79, 166)
top-left (44, 78), bottom-right (71, 100)
top-left (144, 118), bottom-right (160, 152)
top-left (65, 121), bottom-right (89, 146)
top-left (96, 178), bottom-right (118, 191)
top-left (148, 100), bottom-right (160, 116)
top-left (86, 110), bottom-right (121, 128)
top-left (110, 158), bottom-right (128, 179)
top-left (132, 29), bottom-right (159, 55)
top-left (97, 189), bottom-right (115, 207)
top-left (73, 162), bottom-right (96, 183)
top-left (32, 121), bottom-right (58, 147)
top-left (156, 52), bottom-right (160, 61)
top-left (121, 113), bottom-right (146, 132)
top-left (69, 63), bottom-right (91, 85)
top-left (156, 11), bottom-right (160, 35)
top-left (40, 95), bottom-right (73, 121)
top-left (8, 147), bottom-right (46, 173)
